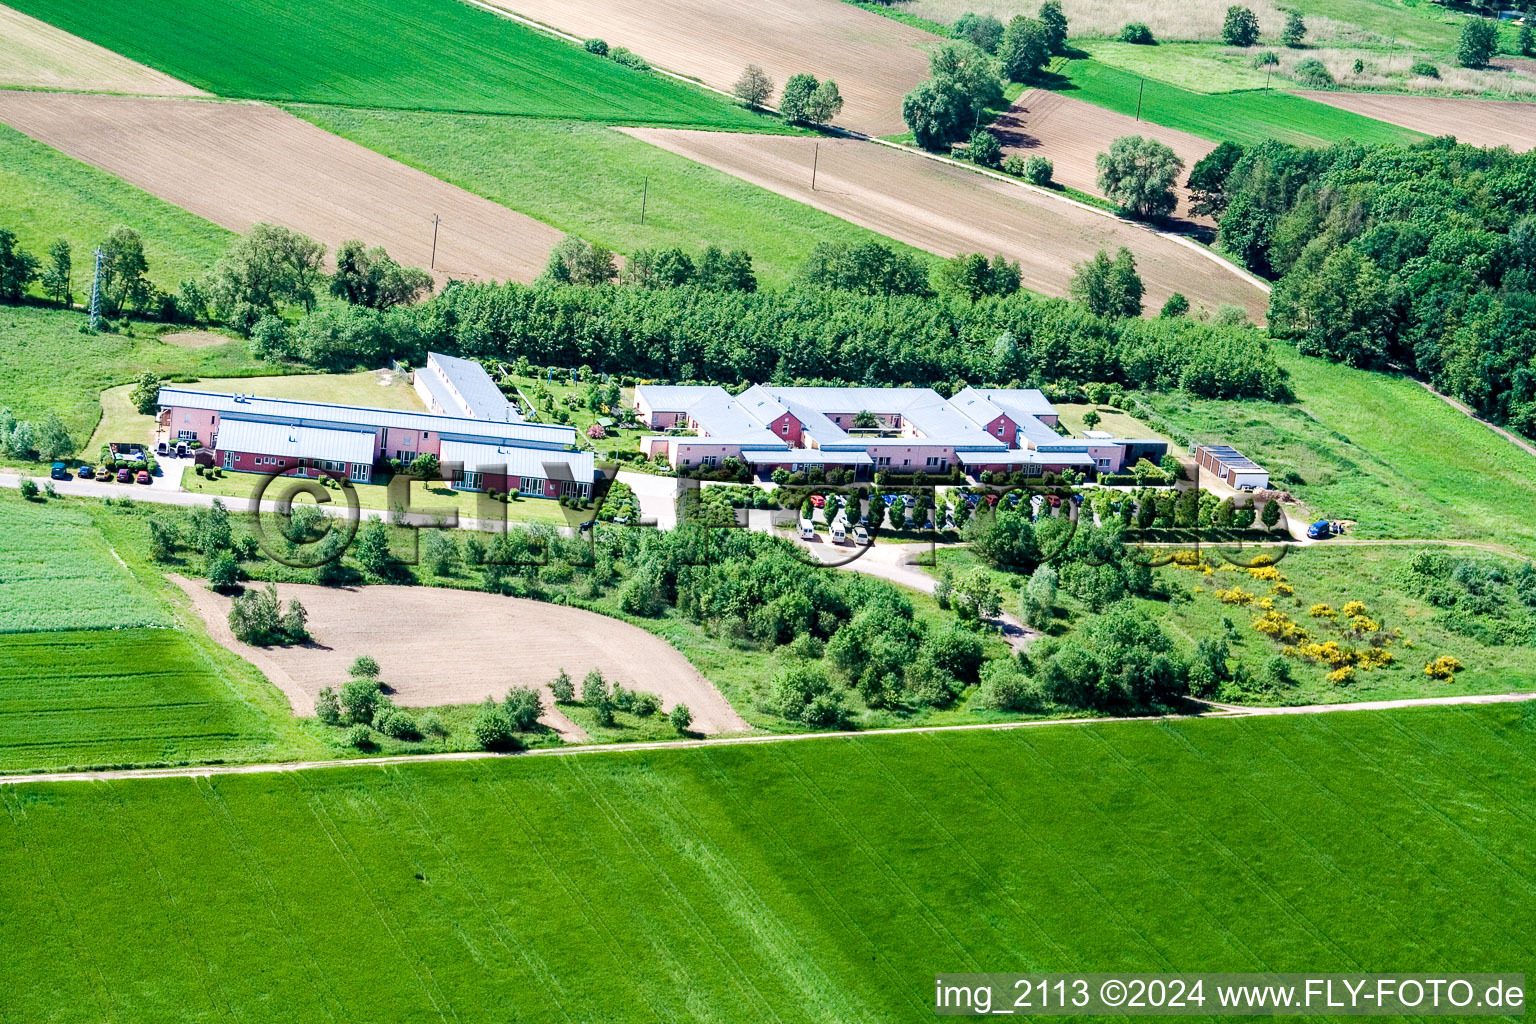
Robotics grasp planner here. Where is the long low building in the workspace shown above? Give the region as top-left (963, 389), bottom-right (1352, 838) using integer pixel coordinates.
top-left (158, 354), bottom-right (593, 499)
top-left (635, 383), bottom-right (1165, 480)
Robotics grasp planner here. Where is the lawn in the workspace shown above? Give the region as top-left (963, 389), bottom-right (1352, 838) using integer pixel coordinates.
top-left (7, 0), bottom-right (771, 128)
top-left (1052, 402), bottom-right (1180, 444)
top-left (0, 306), bottom-right (279, 466)
top-left (2, 703), bottom-right (1533, 1021)
top-left (1049, 56), bottom-right (1426, 147)
top-left (292, 107), bottom-right (914, 287)
top-left (0, 123), bottom-right (232, 296)
top-left (1143, 544), bottom-right (1536, 703)
top-left (1143, 347), bottom-right (1536, 556)
top-left (0, 490), bottom-right (166, 632)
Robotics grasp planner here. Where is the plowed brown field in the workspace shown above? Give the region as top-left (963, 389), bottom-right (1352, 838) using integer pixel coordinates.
top-left (0, 91), bottom-right (564, 284)
top-left (994, 90), bottom-right (1218, 224)
top-left (1297, 91), bottom-right (1536, 151)
top-left (477, 0), bottom-right (933, 136)
top-left (0, 4), bottom-right (204, 96)
top-left (622, 128), bottom-right (1268, 319)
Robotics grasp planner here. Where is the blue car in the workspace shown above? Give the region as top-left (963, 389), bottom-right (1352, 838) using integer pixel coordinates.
top-left (1307, 520), bottom-right (1336, 540)
top-left (49, 462), bottom-right (68, 481)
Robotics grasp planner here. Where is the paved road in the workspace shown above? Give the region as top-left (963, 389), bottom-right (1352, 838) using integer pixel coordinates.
top-left (4, 688), bottom-right (1533, 788)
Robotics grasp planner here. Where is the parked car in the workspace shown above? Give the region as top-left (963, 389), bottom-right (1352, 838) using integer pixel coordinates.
top-left (175, 442), bottom-right (189, 458)
top-left (853, 525), bottom-right (870, 546)
top-left (809, 494), bottom-right (825, 508)
top-left (156, 440), bottom-right (169, 456)
top-left (135, 470), bottom-right (151, 485)
top-left (116, 468), bottom-right (132, 483)
top-left (77, 465), bottom-right (95, 480)
top-left (1307, 520), bottom-right (1339, 540)
top-left (798, 518), bottom-right (815, 540)
top-left (50, 462), bottom-right (68, 480)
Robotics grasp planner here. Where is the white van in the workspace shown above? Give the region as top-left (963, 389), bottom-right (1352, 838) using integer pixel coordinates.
top-left (799, 517), bottom-right (816, 540)
top-left (853, 525), bottom-right (870, 546)
top-left (831, 517), bottom-right (847, 543)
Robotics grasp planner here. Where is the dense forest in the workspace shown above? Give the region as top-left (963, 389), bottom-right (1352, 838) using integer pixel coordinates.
top-left (1198, 136), bottom-right (1536, 436)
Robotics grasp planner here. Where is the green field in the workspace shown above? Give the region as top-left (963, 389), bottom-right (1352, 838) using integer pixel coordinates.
top-left (0, 491), bottom-right (166, 632)
top-left (3, 704), bottom-right (1533, 1020)
top-left (1049, 57), bottom-right (1426, 147)
top-left (0, 306), bottom-right (278, 463)
top-left (0, 124), bottom-right (232, 295)
top-left (293, 107), bottom-right (923, 286)
top-left (7, 0), bottom-right (769, 127)
top-left (0, 628), bottom-right (313, 772)
top-left (1145, 347), bottom-right (1536, 556)
top-left (1077, 40), bottom-right (1276, 92)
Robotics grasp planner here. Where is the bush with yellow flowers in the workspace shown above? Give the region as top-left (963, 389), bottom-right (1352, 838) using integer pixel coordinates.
top-left (1424, 655), bottom-right (1464, 680)
top-left (1309, 603), bottom-right (1337, 619)
top-left (1326, 666), bottom-right (1356, 685)
top-left (1272, 582), bottom-right (1294, 596)
top-left (1342, 600), bottom-right (1367, 618)
top-left (1357, 647), bottom-right (1395, 669)
top-left (1217, 585), bottom-right (1254, 605)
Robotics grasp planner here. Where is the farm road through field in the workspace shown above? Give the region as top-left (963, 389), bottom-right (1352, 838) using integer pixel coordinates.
top-left (0, 91), bottom-right (564, 284)
top-left (622, 128), bottom-right (1270, 318)
top-left (4, 690), bottom-right (1532, 786)
top-left (171, 577), bottom-right (750, 736)
top-left (477, 0), bottom-right (932, 136)
top-left (1297, 92), bottom-right (1536, 152)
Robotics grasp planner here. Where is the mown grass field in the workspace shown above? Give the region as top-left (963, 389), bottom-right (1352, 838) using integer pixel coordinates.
top-left (0, 306), bottom-right (278, 463)
top-left (1049, 57), bottom-right (1426, 146)
top-left (0, 491), bottom-right (166, 632)
top-left (293, 107), bottom-right (917, 286)
top-left (7, 0), bottom-right (770, 127)
top-left (3, 704), bottom-right (1533, 1021)
top-left (0, 123), bottom-right (232, 295)
top-left (1144, 347), bottom-right (1536, 557)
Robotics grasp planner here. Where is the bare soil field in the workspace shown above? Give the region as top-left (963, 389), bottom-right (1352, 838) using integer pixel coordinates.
top-left (0, 4), bottom-right (205, 96)
top-left (1297, 91), bottom-right (1536, 151)
top-left (157, 330), bottom-right (232, 348)
top-left (623, 128), bottom-right (1268, 318)
top-left (995, 89), bottom-right (1218, 223)
top-left (477, 0), bottom-right (933, 136)
top-left (173, 578), bottom-right (751, 736)
top-left (0, 91), bottom-right (565, 284)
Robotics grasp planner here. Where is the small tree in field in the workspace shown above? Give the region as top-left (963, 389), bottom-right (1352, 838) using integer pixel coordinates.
top-left (549, 669), bottom-right (575, 703)
top-left (1282, 12), bottom-right (1307, 46)
top-left (1070, 248), bottom-right (1143, 318)
top-left (504, 686), bottom-right (544, 731)
top-left (1222, 6), bottom-right (1261, 46)
top-left (670, 702), bottom-right (694, 734)
top-left (1261, 497), bottom-right (1283, 528)
top-left (1039, 0), bottom-right (1069, 53)
top-left (130, 372), bottom-right (163, 415)
top-left (1457, 18), bottom-right (1498, 67)
top-left (1096, 135), bottom-right (1184, 220)
top-left (350, 655), bottom-right (380, 679)
top-left (779, 73), bottom-right (819, 123)
top-left (1082, 410), bottom-right (1101, 429)
top-left (732, 64), bottom-right (774, 108)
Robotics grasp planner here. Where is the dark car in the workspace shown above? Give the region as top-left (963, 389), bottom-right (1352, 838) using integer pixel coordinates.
top-left (116, 468), bottom-right (132, 483)
top-left (135, 469), bottom-right (151, 485)
top-left (50, 462), bottom-right (68, 480)
top-left (77, 465), bottom-right (95, 480)
top-left (1307, 520), bottom-right (1336, 540)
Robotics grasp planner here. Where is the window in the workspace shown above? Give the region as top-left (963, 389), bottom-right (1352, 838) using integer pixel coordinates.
top-left (350, 462), bottom-right (370, 483)
top-left (926, 457), bottom-right (947, 470)
top-left (560, 480), bottom-right (590, 499)
top-left (183, 413), bottom-right (191, 424)
top-left (701, 455), bottom-right (718, 468)
top-left (997, 424), bottom-right (1005, 436)
top-left (781, 424), bottom-right (790, 435)
top-left (223, 450), bottom-right (233, 470)
top-left (177, 429), bottom-right (198, 441)
top-left (422, 431), bottom-right (429, 439)
top-left (460, 471), bottom-right (483, 491)
top-left (876, 456), bottom-right (891, 468)
top-left (520, 477), bottom-right (543, 496)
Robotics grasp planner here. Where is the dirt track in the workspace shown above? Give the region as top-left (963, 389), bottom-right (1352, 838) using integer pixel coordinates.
top-left (995, 90), bottom-right (1218, 224)
top-left (173, 578), bottom-right (750, 737)
top-left (1297, 91), bottom-right (1536, 151)
top-left (623, 128), bottom-right (1269, 318)
top-left (0, 5), bottom-right (205, 96)
top-left (0, 91), bottom-right (564, 284)
top-left (477, 0), bottom-right (932, 136)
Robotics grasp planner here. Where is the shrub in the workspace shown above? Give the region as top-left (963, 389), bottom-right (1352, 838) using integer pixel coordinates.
top-left (420, 712), bottom-right (448, 738)
top-left (315, 686), bottom-right (342, 726)
top-left (345, 724), bottom-right (376, 750)
top-left (1253, 49), bottom-right (1279, 67)
top-left (974, 659), bottom-right (1044, 712)
top-left (608, 46), bottom-right (649, 70)
top-left (375, 707), bottom-right (419, 740)
top-left (1023, 155), bottom-right (1054, 186)
top-left (17, 477), bottom-right (38, 500)
top-left (1457, 18), bottom-right (1498, 68)
top-left (1291, 57), bottom-right (1334, 88)
top-left (670, 702), bottom-right (694, 733)
top-left (504, 686), bottom-right (544, 731)
top-left (549, 668), bottom-right (575, 703)
top-left (1281, 11), bottom-right (1306, 46)
top-left (1409, 60), bottom-right (1439, 78)
top-left (1160, 293), bottom-right (1190, 318)
top-left (1001, 153), bottom-right (1026, 177)
top-left (472, 697), bottom-right (518, 750)
top-left (1119, 22), bottom-right (1154, 44)
top-left (340, 678), bottom-right (383, 725)
top-left (632, 691), bottom-right (661, 717)
top-left (965, 128), bottom-right (1002, 167)
top-left (1424, 655), bottom-right (1463, 679)
top-left (583, 38), bottom-right (608, 55)
top-left (349, 655), bottom-right (380, 679)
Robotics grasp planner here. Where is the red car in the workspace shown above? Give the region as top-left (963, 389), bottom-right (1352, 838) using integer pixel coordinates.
top-left (115, 468), bottom-right (132, 483)
top-left (809, 494), bottom-right (825, 508)
top-left (135, 470), bottom-right (151, 485)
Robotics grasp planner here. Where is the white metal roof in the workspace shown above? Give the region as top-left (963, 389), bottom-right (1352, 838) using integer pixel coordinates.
top-left (160, 387), bottom-right (572, 449)
top-left (217, 419), bottom-right (375, 464)
top-left (425, 352), bottom-right (521, 422)
top-left (439, 439), bottom-right (595, 481)
top-left (956, 449), bottom-right (1095, 466)
top-left (739, 448), bottom-right (873, 465)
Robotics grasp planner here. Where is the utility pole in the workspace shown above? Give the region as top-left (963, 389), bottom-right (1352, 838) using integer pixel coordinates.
top-left (1266, 68), bottom-right (1272, 90)
top-left (811, 143), bottom-right (820, 191)
top-left (429, 214), bottom-right (440, 270)
top-left (640, 175), bottom-right (648, 225)
top-left (88, 247), bottom-right (103, 332)
top-left (1135, 78), bottom-right (1145, 121)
